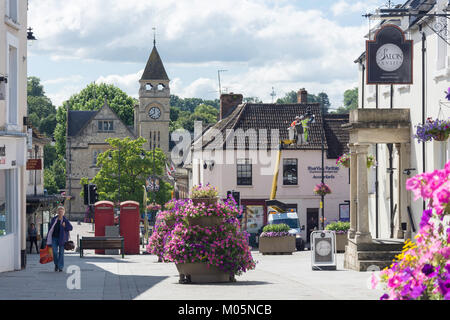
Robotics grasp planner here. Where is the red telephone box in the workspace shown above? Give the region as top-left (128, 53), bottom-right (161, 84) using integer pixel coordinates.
top-left (94, 201), bottom-right (115, 254)
top-left (119, 201), bottom-right (140, 255)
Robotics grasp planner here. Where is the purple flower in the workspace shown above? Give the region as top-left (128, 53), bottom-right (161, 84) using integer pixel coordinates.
top-left (420, 209), bottom-right (433, 229)
top-left (446, 87), bottom-right (450, 101)
top-left (438, 278), bottom-right (450, 295)
top-left (422, 264), bottom-right (435, 277)
top-left (380, 294), bottom-right (389, 300)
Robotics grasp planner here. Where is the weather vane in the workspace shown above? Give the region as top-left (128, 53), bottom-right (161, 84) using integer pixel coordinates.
top-left (153, 27), bottom-right (156, 46)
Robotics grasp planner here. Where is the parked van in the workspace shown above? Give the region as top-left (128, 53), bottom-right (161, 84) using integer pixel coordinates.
top-left (268, 211), bottom-right (305, 251)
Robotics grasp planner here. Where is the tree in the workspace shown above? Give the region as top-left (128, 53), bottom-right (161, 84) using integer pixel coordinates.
top-left (81, 137), bottom-right (173, 210)
top-left (276, 90), bottom-right (330, 113)
top-left (243, 97), bottom-right (262, 103)
top-left (317, 92), bottom-right (331, 114)
top-left (170, 103), bottom-right (219, 133)
top-left (54, 83), bottom-right (137, 159)
top-left (44, 155), bottom-right (66, 195)
top-left (27, 77), bottom-right (57, 137)
top-left (334, 88), bottom-right (358, 114)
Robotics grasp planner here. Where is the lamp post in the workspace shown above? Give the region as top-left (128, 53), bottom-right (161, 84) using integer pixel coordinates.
top-left (34, 145), bottom-right (38, 196)
top-left (321, 129), bottom-right (325, 230)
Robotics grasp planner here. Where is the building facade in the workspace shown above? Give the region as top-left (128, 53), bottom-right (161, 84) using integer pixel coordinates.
top-left (66, 101), bottom-right (136, 219)
top-left (353, 0), bottom-right (450, 241)
top-left (190, 91), bottom-right (350, 243)
top-left (0, 0), bottom-right (28, 272)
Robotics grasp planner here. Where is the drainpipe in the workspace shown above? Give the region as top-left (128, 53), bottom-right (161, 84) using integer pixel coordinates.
top-left (388, 144), bottom-right (394, 238)
top-left (375, 85), bottom-right (379, 239)
top-left (361, 62), bottom-right (365, 109)
top-left (421, 27), bottom-right (427, 211)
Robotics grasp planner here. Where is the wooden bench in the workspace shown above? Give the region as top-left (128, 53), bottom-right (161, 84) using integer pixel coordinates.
top-left (79, 236), bottom-right (124, 258)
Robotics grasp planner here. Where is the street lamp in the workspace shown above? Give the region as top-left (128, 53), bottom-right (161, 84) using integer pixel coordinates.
top-left (305, 107), bottom-right (325, 230)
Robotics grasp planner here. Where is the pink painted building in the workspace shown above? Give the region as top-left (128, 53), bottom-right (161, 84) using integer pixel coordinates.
top-left (190, 91), bottom-right (350, 244)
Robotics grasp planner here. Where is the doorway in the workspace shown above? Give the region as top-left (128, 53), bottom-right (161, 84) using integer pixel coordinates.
top-left (306, 208), bottom-right (319, 247)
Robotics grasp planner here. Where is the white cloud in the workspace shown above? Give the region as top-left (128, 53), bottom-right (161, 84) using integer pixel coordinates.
top-left (42, 75), bottom-right (83, 86)
top-left (28, 0), bottom-right (372, 108)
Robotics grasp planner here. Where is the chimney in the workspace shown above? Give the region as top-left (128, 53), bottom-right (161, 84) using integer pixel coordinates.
top-left (220, 93), bottom-right (243, 120)
top-left (297, 88), bottom-right (308, 104)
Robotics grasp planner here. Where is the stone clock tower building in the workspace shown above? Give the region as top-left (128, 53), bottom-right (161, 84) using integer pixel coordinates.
top-left (135, 44), bottom-right (170, 153)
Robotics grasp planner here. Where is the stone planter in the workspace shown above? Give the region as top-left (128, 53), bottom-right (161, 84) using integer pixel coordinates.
top-left (259, 236), bottom-right (296, 255)
top-left (176, 263), bottom-right (234, 283)
top-left (192, 198), bottom-right (218, 206)
top-left (335, 232), bottom-right (348, 253)
top-left (187, 216), bottom-right (223, 227)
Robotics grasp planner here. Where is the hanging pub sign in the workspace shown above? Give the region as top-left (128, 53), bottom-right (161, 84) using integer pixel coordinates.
top-left (366, 24), bottom-right (413, 85)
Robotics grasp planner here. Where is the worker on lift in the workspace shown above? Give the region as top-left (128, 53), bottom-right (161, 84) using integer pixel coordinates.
top-left (288, 116), bottom-right (303, 144)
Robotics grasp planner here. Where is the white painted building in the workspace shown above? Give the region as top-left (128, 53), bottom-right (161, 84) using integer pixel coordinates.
top-left (189, 92), bottom-right (350, 244)
top-left (0, 0), bottom-right (29, 272)
top-left (354, 0), bottom-right (450, 241)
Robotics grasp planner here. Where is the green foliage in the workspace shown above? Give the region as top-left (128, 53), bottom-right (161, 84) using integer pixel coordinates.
top-left (27, 77), bottom-right (57, 137)
top-left (243, 97), bottom-right (263, 103)
top-left (53, 83), bottom-right (137, 159)
top-left (170, 103), bottom-right (219, 133)
top-left (43, 144), bottom-right (57, 169)
top-left (325, 221), bottom-right (350, 232)
top-left (170, 95), bottom-right (219, 113)
top-left (333, 88), bottom-right (358, 114)
top-left (263, 223), bottom-right (290, 233)
top-left (82, 137), bottom-right (172, 211)
top-left (44, 155), bottom-right (66, 195)
top-left (276, 90), bottom-right (330, 113)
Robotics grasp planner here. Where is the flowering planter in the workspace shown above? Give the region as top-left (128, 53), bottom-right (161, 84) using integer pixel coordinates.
top-left (166, 220), bottom-right (176, 227)
top-left (187, 216), bottom-right (223, 227)
top-left (176, 263), bottom-right (234, 283)
top-left (259, 236), bottom-right (296, 255)
top-left (192, 198), bottom-right (219, 206)
top-left (335, 232), bottom-right (348, 252)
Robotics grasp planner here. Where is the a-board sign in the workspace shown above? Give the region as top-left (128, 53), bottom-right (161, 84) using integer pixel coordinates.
top-left (311, 230), bottom-right (336, 271)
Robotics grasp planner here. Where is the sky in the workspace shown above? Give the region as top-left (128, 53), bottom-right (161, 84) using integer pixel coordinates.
top-left (27, 0), bottom-right (389, 111)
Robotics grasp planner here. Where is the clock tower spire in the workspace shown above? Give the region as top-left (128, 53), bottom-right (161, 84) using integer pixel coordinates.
top-left (136, 43), bottom-right (171, 154)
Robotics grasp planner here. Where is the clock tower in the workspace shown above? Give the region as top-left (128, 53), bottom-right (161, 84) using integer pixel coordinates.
top-left (136, 43), bottom-right (170, 154)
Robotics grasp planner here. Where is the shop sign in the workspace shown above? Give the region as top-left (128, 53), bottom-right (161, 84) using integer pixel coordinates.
top-left (26, 159), bottom-right (42, 170)
top-left (366, 24), bottom-right (413, 84)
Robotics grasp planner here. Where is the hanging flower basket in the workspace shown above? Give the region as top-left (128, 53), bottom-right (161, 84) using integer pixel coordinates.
top-left (336, 153), bottom-right (350, 168)
top-left (314, 183), bottom-right (331, 196)
top-left (414, 118), bottom-right (450, 143)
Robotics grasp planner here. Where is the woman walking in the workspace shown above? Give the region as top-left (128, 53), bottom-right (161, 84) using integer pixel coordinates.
top-left (47, 206), bottom-right (73, 272)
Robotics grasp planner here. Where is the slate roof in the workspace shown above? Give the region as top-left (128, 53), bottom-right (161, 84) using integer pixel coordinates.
top-left (141, 46), bottom-right (169, 81)
top-left (323, 114), bottom-right (350, 159)
top-left (67, 110), bottom-right (97, 137)
top-left (201, 103), bottom-right (350, 156)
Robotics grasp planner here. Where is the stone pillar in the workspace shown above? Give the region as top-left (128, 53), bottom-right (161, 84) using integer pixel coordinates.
top-left (355, 144), bottom-right (372, 244)
top-left (395, 143), bottom-right (405, 239)
top-left (348, 144), bottom-right (357, 240)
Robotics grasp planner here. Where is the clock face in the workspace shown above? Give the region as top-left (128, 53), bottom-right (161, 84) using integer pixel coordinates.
top-left (149, 107), bottom-right (161, 120)
top-left (315, 239), bottom-right (331, 257)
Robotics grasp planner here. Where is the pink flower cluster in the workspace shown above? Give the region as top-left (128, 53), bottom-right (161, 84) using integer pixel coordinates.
top-left (372, 161), bottom-right (450, 300)
top-left (191, 183), bottom-right (219, 199)
top-left (146, 195), bottom-right (256, 276)
top-left (314, 183), bottom-right (332, 196)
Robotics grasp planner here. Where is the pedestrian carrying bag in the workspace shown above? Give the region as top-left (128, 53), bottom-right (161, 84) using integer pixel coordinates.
top-left (64, 231), bottom-right (75, 251)
top-left (39, 246), bottom-right (53, 264)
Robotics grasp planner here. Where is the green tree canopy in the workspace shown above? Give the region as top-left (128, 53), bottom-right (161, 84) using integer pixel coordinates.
top-left (54, 83), bottom-right (137, 159)
top-left (27, 77), bottom-right (57, 137)
top-left (81, 137), bottom-right (173, 210)
top-left (333, 88), bottom-right (358, 114)
top-left (276, 90), bottom-right (330, 113)
top-left (170, 103), bottom-right (219, 133)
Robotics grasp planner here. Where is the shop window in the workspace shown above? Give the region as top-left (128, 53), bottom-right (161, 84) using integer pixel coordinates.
top-left (283, 159), bottom-right (298, 185)
top-left (237, 159), bottom-right (252, 186)
top-left (0, 170), bottom-right (12, 236)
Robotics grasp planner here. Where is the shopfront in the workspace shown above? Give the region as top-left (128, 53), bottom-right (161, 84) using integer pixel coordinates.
top-left (0, 136), bottom-right (26, 272)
